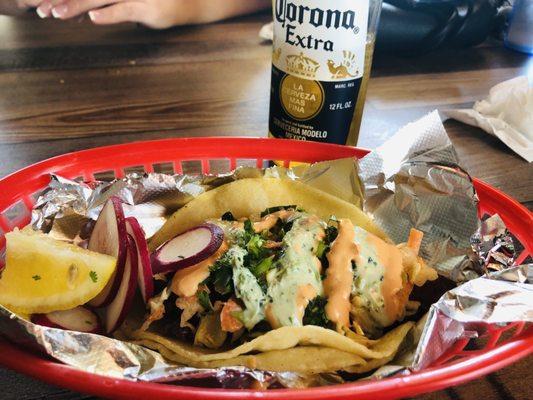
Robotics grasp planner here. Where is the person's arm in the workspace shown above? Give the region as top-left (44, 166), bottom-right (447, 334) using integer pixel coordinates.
top-left (37, 0), bottom-right (271, 29)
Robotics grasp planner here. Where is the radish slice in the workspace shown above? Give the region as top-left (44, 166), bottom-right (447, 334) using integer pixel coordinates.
top-left (32, 306), bottom-right (101, 334)
top-left (88, 197), bottom-right (128, 307)
top-left (104, 234), bottom-right (139, 333)
top-left (126, 217), bottom-right (154, 303)
top-left (151, 223), bottom-right (224, 274)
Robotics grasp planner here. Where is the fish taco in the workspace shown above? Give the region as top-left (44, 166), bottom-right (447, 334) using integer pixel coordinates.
top-left (130, 178), bottom-right (437, 374)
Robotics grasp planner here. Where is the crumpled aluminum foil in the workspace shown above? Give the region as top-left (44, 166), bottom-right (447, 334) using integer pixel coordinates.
top-left (0, 111), bottom-right (530, 389)
top-left (471, 214), bottom-right (517, 271)
top-left (360, 111), bottom-right (481, 282)
top-left (0, 307), bottom-right (306, 388)
top-left (31, 171), bottom-right (254, 242)
top-left (31, 158), bottom-right (364, 244)
top-left (413, 264), bottom-right (532, 370)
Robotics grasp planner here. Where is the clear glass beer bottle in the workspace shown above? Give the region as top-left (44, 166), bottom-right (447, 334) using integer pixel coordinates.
top-left (269, 0), bottom-right (383, 146)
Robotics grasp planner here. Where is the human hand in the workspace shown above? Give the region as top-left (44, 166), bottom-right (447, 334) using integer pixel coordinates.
top-left (36, 0), bottom-right (270, 29)
top-left (36, 0), bottom-right (199, 29)
top-left (0, 0), bottom-right (46, 15)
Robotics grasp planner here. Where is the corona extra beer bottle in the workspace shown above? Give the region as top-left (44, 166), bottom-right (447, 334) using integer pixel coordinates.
top-left (269, 0), bottom-right (382, 146)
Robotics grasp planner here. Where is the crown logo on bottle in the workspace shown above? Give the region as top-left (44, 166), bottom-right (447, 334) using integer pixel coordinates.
top-left (285, 52), bottom-right (320, 78)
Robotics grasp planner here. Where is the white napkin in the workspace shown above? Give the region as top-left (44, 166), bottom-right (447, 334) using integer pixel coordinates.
top-left (443, 76), bottom-right (533, 162)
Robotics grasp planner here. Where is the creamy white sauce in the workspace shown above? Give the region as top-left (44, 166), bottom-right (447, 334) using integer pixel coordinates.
top-left (211, 220), bottom-right (244, 243)
top-left (351, 227), bottom-right (389, 327)
top-left (230, 246), bottom-right (266, 329)
top-left (265, 214), bottom-right (325, 328)
top-left (351, 226), bottom-right (407, 330)
top-left (210, 213), bottom-right (327, 329)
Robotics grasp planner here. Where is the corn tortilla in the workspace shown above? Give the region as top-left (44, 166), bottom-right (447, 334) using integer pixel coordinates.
top-left (149, 178), bottom-right (388, 251)
top-left (140, 342), bottom-right (367, 374)
top-left (129, 322), bottom-right (413, 373)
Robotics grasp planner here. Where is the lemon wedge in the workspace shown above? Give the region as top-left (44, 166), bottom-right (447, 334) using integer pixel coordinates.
top-left (0, 229), bottom-right (117, 314)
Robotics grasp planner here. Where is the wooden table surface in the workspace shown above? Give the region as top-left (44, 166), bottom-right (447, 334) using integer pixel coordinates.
top-left (0, 10), bottom-right (531, 400)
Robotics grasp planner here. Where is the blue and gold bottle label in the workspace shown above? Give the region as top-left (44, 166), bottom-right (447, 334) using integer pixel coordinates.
top-left (269, 0), bottom-right (369, 144)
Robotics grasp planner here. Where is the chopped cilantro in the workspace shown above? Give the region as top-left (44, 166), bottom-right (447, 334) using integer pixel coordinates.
top-left (249, 255), bottom-right (275, 279)
top-left (89, 271), bottom-right (98, 283)
top-left (32, 275), bottom-right (41, 281)
top-left (246, 234), bottom-right (264, 258)
top-left (324, 225), bottom-right (338, 244)
top-left (268, 217), bottom-right (294, 242)
top-left (249, 255), bottom-right (276, 293)
top-left (204, 252), bottom-right (234, 295)
top-left (236, 217), bottom-right (279, 293)
top-left (197, 290), bottom-right (213, 311)
top-left (367, 257), bottom-right (377, 266)
top-left (238, 218), bottom-right (271, 261)
top-left (303, 296), bottom-right (330, 328)
top-left (212, 268), bottom-right (233, 294)
top-left (317, 225), bottom-right (338, 271)
top-left (316, 241), bottom-right (327, 258)
top-left (243, 219), bottom-right (254, 235)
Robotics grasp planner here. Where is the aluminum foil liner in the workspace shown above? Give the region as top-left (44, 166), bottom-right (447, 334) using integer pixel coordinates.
top-left (31, 158), bottom-right (364, 243)
top-left (0, 112), bottom-right (529, 389)
top-left (0, 306), bottom-right (306, 388)
top-left (471, 214), bottom-right (517, 271)
top-left (31, 172), bottom-right (245, 242)
top-left (360, 111), bottom-right (481, 282)
top-left (413, 264), bottom-right (532, 370)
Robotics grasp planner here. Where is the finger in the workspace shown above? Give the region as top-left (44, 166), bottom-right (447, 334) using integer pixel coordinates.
top-left (43, 0), bottom-right (67, 6)
top-left (42, 0), bottom-right (72, 14)
top-left (51, 0), bottom-right (118, 19)
top-left (88, 2), bottom-right (146, 25)
top-left (36, 1), bottom-right (53, 17)
top-left (37, 0), bottom-right (66, 16)
top-left (22, 0), bottom-right (45, 7)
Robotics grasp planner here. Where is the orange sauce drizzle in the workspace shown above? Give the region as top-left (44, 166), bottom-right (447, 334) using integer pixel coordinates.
top-left (170, 242), bottom-right (228, 297)
top-left (366, 233), bottom-right (404, 322)
top-left (324, 219), bottom-right (356, 329)
top-left (252, 210), bottom-right (295, 233)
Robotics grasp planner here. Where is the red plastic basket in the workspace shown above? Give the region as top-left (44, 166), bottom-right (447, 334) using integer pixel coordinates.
top-left (0, 137), bottom-right (531, 400)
